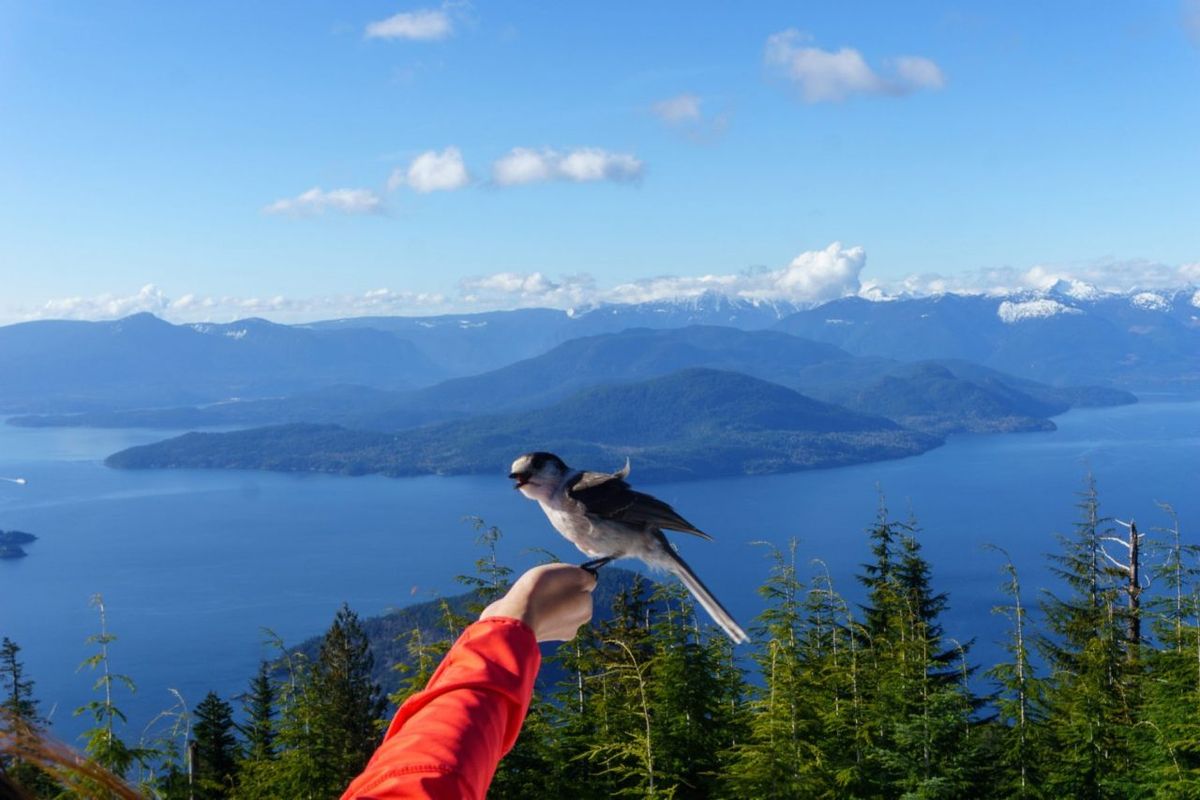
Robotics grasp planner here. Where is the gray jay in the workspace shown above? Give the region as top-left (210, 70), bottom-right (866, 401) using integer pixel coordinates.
top-left (509, 451), bottom-right (749, 644)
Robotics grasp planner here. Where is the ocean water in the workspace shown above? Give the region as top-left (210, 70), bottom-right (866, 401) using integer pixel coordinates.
top-left (1, 400), bottom-right (1198, 744)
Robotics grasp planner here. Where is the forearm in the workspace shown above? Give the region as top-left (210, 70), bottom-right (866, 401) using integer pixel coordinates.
top-left (340, 617), bottom-right (540, 800)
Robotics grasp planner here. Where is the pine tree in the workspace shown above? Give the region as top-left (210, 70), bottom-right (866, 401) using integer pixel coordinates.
top-left (576, 574), bottom-right (658, 798)
top-left (984, 546), bottom-right (1046, 799)
top-left (724, 540), bottom-right (811, 797)
top-left (0, 637), bottom-right (56, 796)
top-left (644, 581), bottom-right (747, 797)
top-left (1139, 503), bottom-right (1200, 794)
top-left (855, 508), bottom-right (981, 798)
top-left (242, 661), bottom-right (276, 762)
top-left (304, 604), bottom-right (387, 796)
top-left (73, 594), bottom-right (151, 786)
top-left (192, 692), bottom-right (240, 799)
top-left (1037, 476), bottom-right (1141, 799)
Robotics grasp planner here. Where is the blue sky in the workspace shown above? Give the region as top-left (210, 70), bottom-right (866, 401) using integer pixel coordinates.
top-left (1, 1), bottom-right (1198, 322)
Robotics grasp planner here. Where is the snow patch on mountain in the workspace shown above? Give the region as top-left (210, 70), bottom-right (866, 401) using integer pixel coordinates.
top-left (1131, 292), bottom-right (1171, 312)
top-left (997, 298), bottom-right (1082, 324)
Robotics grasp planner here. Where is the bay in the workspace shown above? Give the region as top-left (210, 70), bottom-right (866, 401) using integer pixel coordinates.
top-left (1, 400), bottom-right (1197, 745)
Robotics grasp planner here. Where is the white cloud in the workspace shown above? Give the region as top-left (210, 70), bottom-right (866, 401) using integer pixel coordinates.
top-left (389, 147), bottom-right (471, 192)
top-left (652, 94), bottom-right (702, 124)
top-left (458, 272), bottom-right (595, 308)
top-left (463, 242), bottom-right (866, 308)
top-left (877, 259), bottom-right (1200, 299)
top-left (19, 286), bottom-right (450, 324)
top-left (263, 187), bottom-right (383, 216)
top-left (891, 56), bottom-right (946, 91)
top-left (491, 147), bottom-right (644, 186)
top-left (35, 284), bottom-right (173, 321)
top-left (365, 8), bottom-right (452, 41)
top-left (764, 29), bottom-right (945, 103)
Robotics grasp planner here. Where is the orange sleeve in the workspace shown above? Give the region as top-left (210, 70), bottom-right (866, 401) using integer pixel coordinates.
top-left (340, 617), bottom-right (541, 800)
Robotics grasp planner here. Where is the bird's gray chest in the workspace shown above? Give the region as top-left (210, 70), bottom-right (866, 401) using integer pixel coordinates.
top-left (538, 498), bottom-right (612, 557)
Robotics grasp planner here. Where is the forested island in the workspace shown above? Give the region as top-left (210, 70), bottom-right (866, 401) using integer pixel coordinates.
top-left (0, 529), bottom-right (36, 559)
top-left (104, 369), bottom-right (943, 481)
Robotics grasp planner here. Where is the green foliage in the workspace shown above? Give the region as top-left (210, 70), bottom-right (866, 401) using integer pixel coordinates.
top-left (193, 692), bottom-right (240, 799)
top-left (73, 595), bottom-right (153, 786)
top-left (14, 483), bottom-right (1200, 800)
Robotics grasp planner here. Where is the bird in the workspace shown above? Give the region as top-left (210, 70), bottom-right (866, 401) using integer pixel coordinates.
top-left (509, 451), bottom-right (749, 644)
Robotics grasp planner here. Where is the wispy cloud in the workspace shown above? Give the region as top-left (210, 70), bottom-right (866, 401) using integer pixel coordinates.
top-left (365, 8), bottom-right (453, 41)
top-left (866, 259), bottom-right (1200, 299)
top-left (21, 285), bottom-right (450, 324)
top-left (652, 93), bottom-right (702, 124)
top-left (765, 29), bottom-right (944, 103)
top-left (19, 252), bottom-right (1198, 326)
top-left (458, 272), bottom-right (595, 308)
top-left (263, 187), bottom-right (384, 216)
top-left (650, 93), bottom-right (730, 141)
top-left (389, 147), bottom-right (471, 192)
top-left (491, 147), bottom-right (644, 186)
top-left (460, 243), bottom-right (866, 307)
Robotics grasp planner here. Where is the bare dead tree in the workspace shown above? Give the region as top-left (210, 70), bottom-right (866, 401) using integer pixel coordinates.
top-left (1100, 519), bottom-right (1145, 658)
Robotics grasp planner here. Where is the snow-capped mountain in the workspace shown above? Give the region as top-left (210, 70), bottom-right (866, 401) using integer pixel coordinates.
top-left (775, 286), bottom-right (1199, 391)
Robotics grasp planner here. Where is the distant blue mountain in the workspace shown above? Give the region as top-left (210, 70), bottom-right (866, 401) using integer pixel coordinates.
top-left (15, 325), bottom-right (1131, 434)
top-left (774, 289), bottom-right (1200, 392)
top-left (0, 313), bottom-right (444, 413)
top-left (308, 293), bottom-right (803, 375)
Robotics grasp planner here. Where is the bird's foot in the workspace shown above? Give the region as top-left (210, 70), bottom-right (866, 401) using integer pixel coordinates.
top-left (580, 556), bottom-right (615, 575)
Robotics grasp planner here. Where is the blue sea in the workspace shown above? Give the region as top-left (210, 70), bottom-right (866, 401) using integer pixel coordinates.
top-left (2, 400), bottom-right (1198, 745)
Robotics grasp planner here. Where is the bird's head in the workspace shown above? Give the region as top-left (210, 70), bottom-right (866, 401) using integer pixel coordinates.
top-left (509, 452), bottom-right (568, 500)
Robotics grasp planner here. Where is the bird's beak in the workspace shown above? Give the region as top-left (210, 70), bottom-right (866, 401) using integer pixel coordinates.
top-left (509, 471), bottom-right (531, 489)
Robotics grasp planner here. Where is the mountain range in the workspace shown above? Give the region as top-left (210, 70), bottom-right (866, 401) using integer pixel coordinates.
top-left (6, 287), bottom-right (1169, 482)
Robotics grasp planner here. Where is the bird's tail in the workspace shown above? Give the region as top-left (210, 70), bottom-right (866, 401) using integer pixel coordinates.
top-left (659, 545), bottom-right (749, 645)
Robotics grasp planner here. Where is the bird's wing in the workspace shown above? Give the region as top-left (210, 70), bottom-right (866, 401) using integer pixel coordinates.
top-left (566, 469), bottom-right (712, 540)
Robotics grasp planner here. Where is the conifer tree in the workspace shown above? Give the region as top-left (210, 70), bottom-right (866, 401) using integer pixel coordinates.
top-left (644, 581), bottom-right (747, 797)
top-left (74, 594), bottom-right (151, 786)
top-left (984, 546), bottom-right (1045, 799)
top-left (241, 661), bottom-right (276, 763)
top-left (193, 691), bottom-right (240, 799)
top-left (855, 508), bottom-right (980, 798)
top-left (1139, 503), bottom-right (1200, 793)
top-left (307, 604), bottom-right (387, 795)
top-left (1037, 476), bottom-right (1141, 798)
top-left (724, 541), bottom-right (810, 797)
top-left (1, 637), bottom-right (56, 796)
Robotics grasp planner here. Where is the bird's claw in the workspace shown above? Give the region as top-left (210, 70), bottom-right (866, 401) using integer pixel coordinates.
top-left (580, 556), bottom-right (615, 575)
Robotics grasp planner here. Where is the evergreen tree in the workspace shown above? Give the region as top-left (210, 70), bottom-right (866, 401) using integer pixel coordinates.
top-left (1, 637), bottom-right (56, 797)
top-left (1037, 476), bottom-right (1142, 799)
top-left (1139, 503), bottom-right (1200, 794)
top-left (984, 546), bottom-right (1046, 799)
top-left (644, 581), bottom-right (747, 797)
top-left (73, 594), bottom-right (151, 788)
top-left (724, 541), bottom-right (811, 797)
top-left (241, 661), bottom-right (276, 762)
top-left (192, 691), bottom-right (240, 799)
top-left (574, 574), bottom-right (657, 798)
top-left (855, 508), bottom-right (981, 798)
top-left (304, 604), bottom-right (387, 797)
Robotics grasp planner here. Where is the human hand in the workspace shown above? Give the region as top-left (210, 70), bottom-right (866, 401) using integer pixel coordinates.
top-left (480, 563), bottom-right (598, 642)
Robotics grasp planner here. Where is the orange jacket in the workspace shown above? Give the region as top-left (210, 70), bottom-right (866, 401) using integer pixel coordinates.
top-left (341, 617), bottom-right (540, 800)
